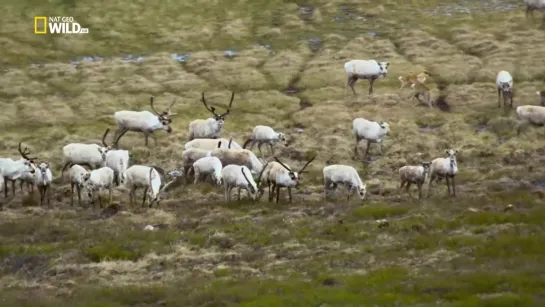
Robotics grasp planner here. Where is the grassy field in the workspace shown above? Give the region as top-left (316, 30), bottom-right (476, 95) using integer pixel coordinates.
top-left (2, 0), bottom-right (545, 305)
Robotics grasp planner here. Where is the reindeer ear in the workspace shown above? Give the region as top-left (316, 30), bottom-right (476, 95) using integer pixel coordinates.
top-left (445, 150), bottom-right (450, 154)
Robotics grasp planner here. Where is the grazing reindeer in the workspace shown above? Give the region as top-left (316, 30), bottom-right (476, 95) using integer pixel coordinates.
top-left (113, 96), bottom-right (178, 147)
top-left (188, 92), bottom-right (235, 140)
top-left (263, 156), bottom-right (315, 203)
top-left (524, 0), bottom-right (545, 24)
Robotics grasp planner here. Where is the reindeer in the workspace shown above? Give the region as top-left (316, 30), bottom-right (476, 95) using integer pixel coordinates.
top-left (0, 142), bottom-right (38, 198)
top-left (188, 92), bottom-right (235, 140)
top-left (113, 96), bottom-right (178, 147)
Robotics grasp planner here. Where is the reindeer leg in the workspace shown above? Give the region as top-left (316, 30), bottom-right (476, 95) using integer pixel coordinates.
top-left (354, 137), bottom-right (360, 158)
top-left (346, 185), bottom-right (351, 202)
top-left (368, 78), bottom-right (375, 95)
top-left (418, 183), bottom-right (423, 199)
top-left (144, 134), bottom-right (149, 147)
top-left (451, 175), bottom-right (456, 197)
top-left (257, 143), bottom-right (264, 159)
top-left (11, 181), bottom-right (15, 196)
top-left (19, 180), bottom-right (23, 192)
top-left (129, 187), bottom-right (136, 206)
top-left (70, 183), bottom-right (75, 207)
top-left (497, 88), bottom-right (501, 108)
top-left (350, 77), bottom-right (358, 96)
top-left (237, 188), bottom-right (241, 200)
top-left (269, 144), bottom-right (275, 157)
top-left (276, 186), bottom-right (281, 204)
top-left (46, 186), bottom-right (51, 208)
top-left (288, 187), bottom-right (292, 203)
top-left (406, 182), bottom-right (412, 197)
top-left (141, 188), bottom-right (148, 207)
top-left (98, 190), bottom-right (103, 209)
top-left (364, 141), bottom-right (371, 159)
top-left (445, 177), bottom-right (451, 196)
top-left (108, 187), bottom-right (112, 206)
top-left (4, 179), bottom-right (8, 198)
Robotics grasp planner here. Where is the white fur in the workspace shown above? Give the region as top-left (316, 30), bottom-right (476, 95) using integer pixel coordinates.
top-left (429, 149), bottom-right (458, 197)
top-left (61, 143), bottom-right (109, 175)
top-left (210, 147), bottom-right (265, 177)
top-left (221, 164), bottom-right (259, 201)
top-left (399, 162), bottom-right (431, 199)
top-left (516, 105), bottom-right (545, 125)
top-left (112, 97), bottom-right (177, 146)
top-left (124, 165), bottom-right (177, 207)
top-left (193, 156), bottom-right (223, 185)
top-left (261, 156), bottom-right (314, 203)
top-left (17, 167), bottom-right (36, 193)
top-left (344, 59), bottom-right (389, 95)
top-left (184, 138), bottom-right (242, 150)
top-left (353, 118), bottom-right (391, 156)
top-left (34, 162), bottom-right (53, 206)
top-left (0, 158), bottom-right (36, 198)
top-left (83, 166), bottom-right (115, 207)
top-left (496, 70), bottom-right (514, 107)
top-left (105, 149), bottom-right (129, 185)
top-left (68, 164), bottom-right (88, 206)
top-left (243, 125), bottom-right (288, 158)
top-left (323, 164), bottom-right (366, 201)
top-left (188, 92), bottom-right (235, 140)
top-left (182, 148), bottom-right (213, 179)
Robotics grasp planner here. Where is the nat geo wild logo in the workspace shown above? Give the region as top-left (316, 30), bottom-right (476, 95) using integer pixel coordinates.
top-left (34, 16), bottom-right (89, 34)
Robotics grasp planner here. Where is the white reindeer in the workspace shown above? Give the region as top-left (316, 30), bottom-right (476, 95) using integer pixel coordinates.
top-left (344, 59), bottom-right (389, 96)
top-left (124, 165), bottom-right (178, 207)
top-left (102, 129), bottom-right (129, 186)
top-left (188, 92), bottom-right (235, 140)
top-left (428, 149), bottom-right (458, 197)
top-left (0, 142), bottom-right (37, 198)
top-left (61, 129), bottom-right (112, 176)
top-left (515, 105), bottom-right (545, 135)
top-left (34, 162), bottom-right (53, 207)
top-left (82, 166), bottom-right (115, 208)
top-left (262, 156), bottom-right (315, 203)
top-left (353, 118), bottom-right (391, 158)
top-left (192, 156), bottom-right (223, 185)
top-left (399, 162), bottom-right (431, 199)
top-left (185, 137), bottom-right (243, 150)
top-left (496, 70), bottom-right (513, 108)
top-left (181, 148), bottom-right (213, 183)
top-left (210, 140), bottom-right (266, 177)
top-left (221, 165), bottom-right (262, 202)
top-left (323, 164), bottom-right (367, 201)
top-left (68, 164), bottom-right (88, 207)
top-left (113, 96), bottom-right (177, 147)
top-left (243, 125), bottom-right (288, 159)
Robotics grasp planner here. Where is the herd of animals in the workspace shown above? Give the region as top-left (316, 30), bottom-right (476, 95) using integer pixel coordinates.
top-left (2, 2), bottom-right (545, 210)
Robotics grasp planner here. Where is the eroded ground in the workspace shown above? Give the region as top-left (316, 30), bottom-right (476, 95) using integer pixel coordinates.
top-left (1, 0), bottom-right (545, 305)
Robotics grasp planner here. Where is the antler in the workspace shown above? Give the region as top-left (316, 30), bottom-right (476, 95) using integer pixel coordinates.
top-left (167, 98), bottom-right (177, 116)
top-left (149, 96), bottom-right (160, 116)
top-left (201, 92), bottom-right (218, 116)
top-left (255, 162), bottom-right (269, 188)
top-left (298, 155), bottom-right (316, 174)
top-left (159, 177), bottom-right (179, 193)
top-left (241, 167), bottom-right (253, 190)
top-left (101, 128), bottom-right (110, 147)
top-left (219, 92), bottom-right (235, 117)
top-left (274, 156), bottom-right (292, 172)
top-left (18, 142), bottom-right (37, 161)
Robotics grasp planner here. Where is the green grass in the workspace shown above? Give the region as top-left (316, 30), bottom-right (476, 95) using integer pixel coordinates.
top-left (1, 0), bottom-right (545, 305)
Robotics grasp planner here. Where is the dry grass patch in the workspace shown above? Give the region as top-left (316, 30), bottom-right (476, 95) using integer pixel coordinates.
top-left (393, 29), bottom-right (482, 84)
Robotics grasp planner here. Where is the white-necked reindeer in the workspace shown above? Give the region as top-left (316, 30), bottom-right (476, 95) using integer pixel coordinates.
top-left (0, 142), bottom-right (37, 198)
top-left (61, 129), bottom-right (112, 176)
top-left (263, 156), bottom-right (315, 203)
top-left (34, 162), bottom-right (53, 207)
top-left (113, 96), bottom-right (177, 147)
top-left (188, 92), bottom-right (235, 140)
top-left (124, 165), bottom-right (178, 208)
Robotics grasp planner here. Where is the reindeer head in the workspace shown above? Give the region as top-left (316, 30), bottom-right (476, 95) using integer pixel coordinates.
top-left (149, 96), bottom-right (177, 133)
top-left (201, 92), bottom-right (235, 128)
top-left (377, 121), bottom-right (390, 136)
top-left (445, 149), bottom-right (458, 166)
top-left (378, 61), bottom-right (389, 77)
top-left (18, 142), bottom-right (37, 174)
top-left (273, 155), bottom-right (315, 188)
top-left (240, 166), bottom-right (259, 200)
top-left (147, 166), bottom-right (178, 208)
top-left (421, 161), bottom-right (431, 177)
top-left (356, 183), bottom-right (367, 200)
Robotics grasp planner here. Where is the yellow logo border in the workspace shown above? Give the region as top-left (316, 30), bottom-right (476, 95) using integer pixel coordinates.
top-left (34, 16), bottom-right (47, 34)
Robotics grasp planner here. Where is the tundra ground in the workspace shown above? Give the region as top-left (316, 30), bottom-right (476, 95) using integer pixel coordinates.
top-left (2, 0), bottom-right (545, 305)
